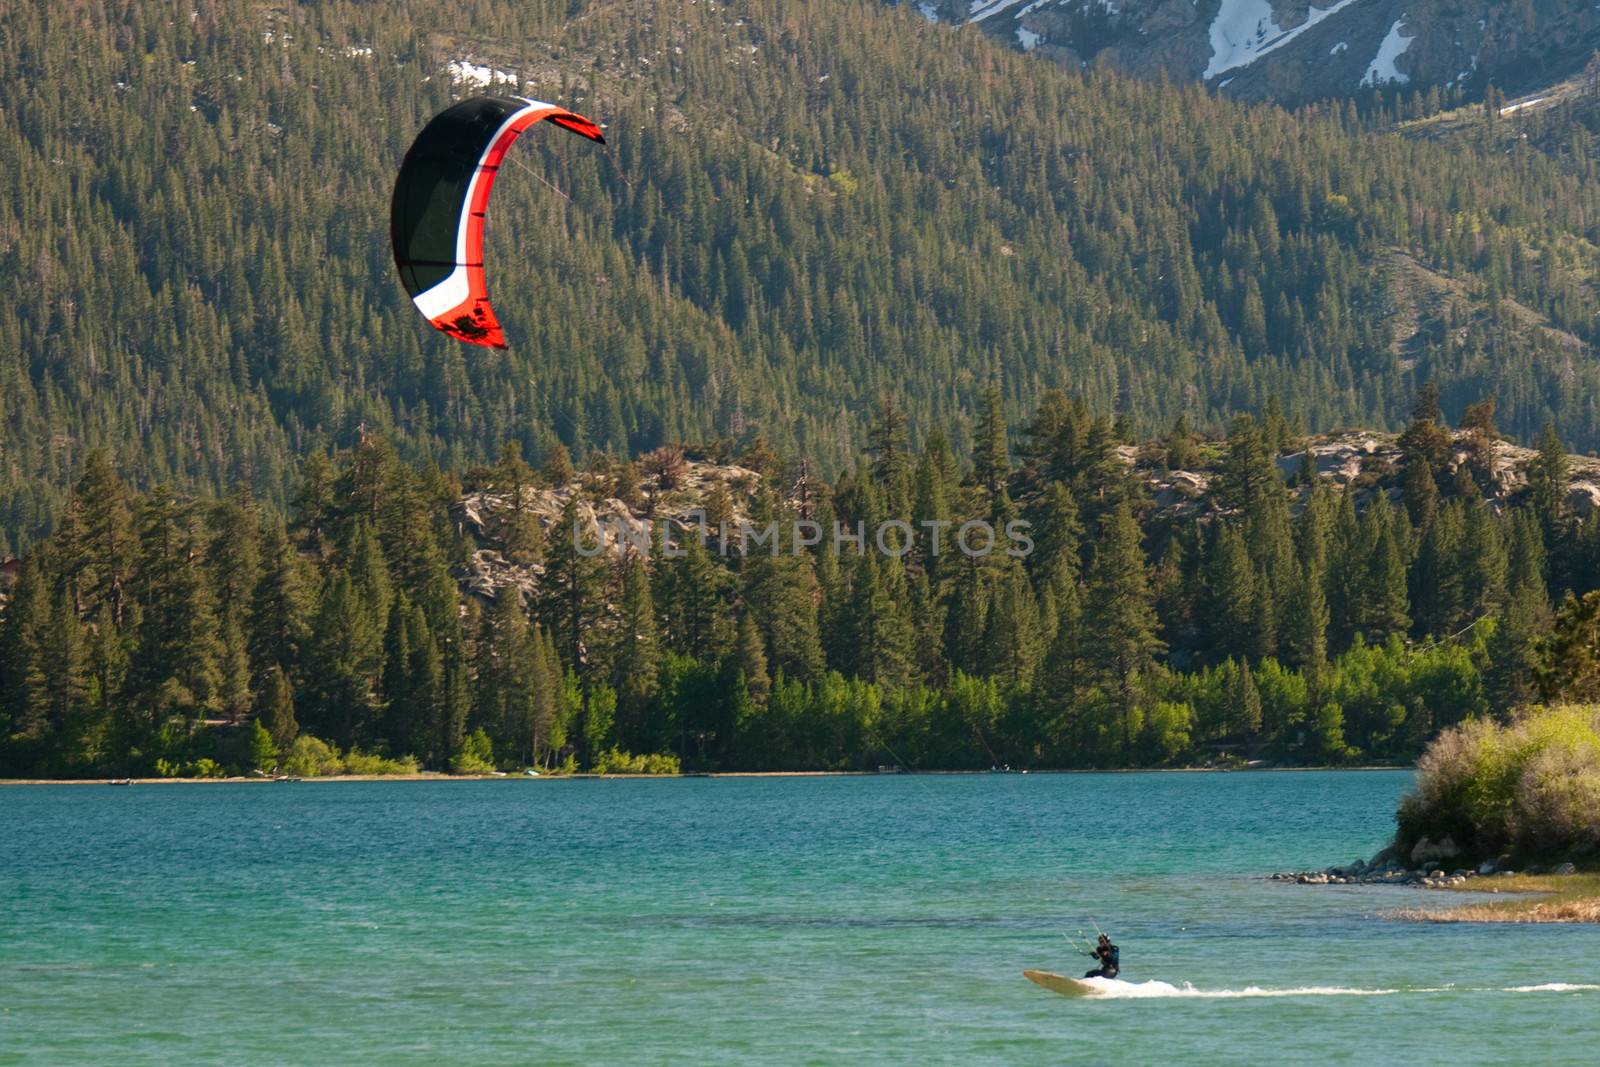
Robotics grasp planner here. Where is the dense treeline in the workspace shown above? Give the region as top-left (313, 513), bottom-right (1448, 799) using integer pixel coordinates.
top-left (7, 385), bottom-right (1600, 777)
top-left (4, 0), bottom-right (1600, 549)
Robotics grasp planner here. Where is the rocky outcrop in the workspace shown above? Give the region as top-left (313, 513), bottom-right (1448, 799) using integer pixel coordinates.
top-left (451, 428), bottom-right (1600, 600)
top-left (933, 0), bottom-right (1600, 107)
top-left (452, 459), bottom-right (764, 602)
top-left (1131, 427), bottom-right (1600, 520)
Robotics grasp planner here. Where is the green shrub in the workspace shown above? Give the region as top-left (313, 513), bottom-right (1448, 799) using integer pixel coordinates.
top-left (343, 749), bottom-right (421, 776)
top-left (450, 728), bottom-right (497, 775)
top-left (248, 720), bottom-right (278, 773)
top-left (1141, 701), bottom-right (1193, 763)
top-left (1397, 705), bottom-right (1600, 864)
top-left (189, 758), bottom-right (226, 779)
top-left (281, 735), bottom-right (345, 777)
top-left (591, 747), bottom-right (681, 775)
top-left (155, 756), bottom-right (227, 778)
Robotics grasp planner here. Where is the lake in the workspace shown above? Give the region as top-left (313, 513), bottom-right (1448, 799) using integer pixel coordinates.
top-left (3, 771), bottom-right (1597, 1064)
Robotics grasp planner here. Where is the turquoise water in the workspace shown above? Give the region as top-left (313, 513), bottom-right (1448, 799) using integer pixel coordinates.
top-left (3, 771), bottom-right (1598, 1065)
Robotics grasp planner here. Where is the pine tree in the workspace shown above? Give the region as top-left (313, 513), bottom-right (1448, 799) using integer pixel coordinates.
top-left (206, 490), bottom-right (261, 621)
top-left (1527, 421), bottom-right (1569, 545)
top-left (1037, 575), bottom-right (1085, 758)
top-left (1025, 481), bottom-right (1082, 586)
top-left (941, 553), bottom-right (990, 676)
top-left (262, 664), bottom-right (298, 755)
top-left (582, 681), bottom-right (617, 768)
top-left (291, 451), bottom-right (337, 561)
top-left (85, 604), bottom-right (130, 769)
top-left (301, 571), bottom-right (379, 746)
top-left (63, 450), bottom-right (132, 625)
top-left (972, 384), bottom-right (1009, 498)
top-left (1081, 503), bottom-right (1163, 756)
top-left (1165, 413), bottom-right (1200, 471)
top-left (344, 521), bottom-right (394, 640)
top-left (980, 562), bottom-right (1042, 689)
top-left (1218, 415), bottom-right (1280, 511)
top-left (0, 560), bottom-right (48, 759)
top-left (611, 554), bottom-right (662, 744)
top-left (38, 584), bottom-right (89, 768)
top-left (1411, 501), bottom-right (1467, 636)
top-left (494, 440), bottom-right (536, 525)
top-left (247, 518), bottom-right (313, 688)
top-left (1230, 659), bottom-right (1262, 737)
top-left (538, 496), bottom-right (607, 674)
top-left (1463, 494), bottom-right (1507, 620)
top-left (844, 552), bottom-right (916, 688)
top-left (1289, 491), bottom-right (1331, 692)
top-left (441, 648), bottom-right (472, 767)
top-left (404, 609), bottom-right (445, 764)
top-left (529, 625), bottom-right (564, 767)
top-left (541, 443), bottom-right (575, 487)
top-left (1397, 381), bottom-right (1452, 483)
top-left (736, 610), bottom-right (771, 703)
top-left (1485, 579), bottom-right (1551, 711)
top-left (912, 430), bottom-right (956, 565)
top-left (477, 585), bottom-right (532, 762)
top-left (216, 611), bottom-right (253, 723)
top-left (741, 496), bottom-right (825, 682)
top-left (1204, 524), bottom-right (1256, 662)
top-left (867, 395), bottom-right (912, 520)
top-left (658, 534), bottom-right (731, 660)
top-left (1359, 496), bottom-right (1410, 642)
top-left (127, 491), bottom-right (225, 731)
top-left (1401, 453), bottom-right (1439, 528)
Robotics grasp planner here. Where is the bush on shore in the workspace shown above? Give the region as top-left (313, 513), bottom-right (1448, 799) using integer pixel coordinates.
top-left (280, 736), bottom-right (346, 777)
top-left (590, 748), bottom-right (681, 775)
top-left (342, 749), bottom-right (421, 776)
top-left (1396, 705), bottom-right (1600, 866)
top-left (449, 728), bottom-right (498, 775)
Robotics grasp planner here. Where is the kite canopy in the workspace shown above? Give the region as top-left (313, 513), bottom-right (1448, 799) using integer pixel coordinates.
top-left (390, 96), bottom-right (605, 349)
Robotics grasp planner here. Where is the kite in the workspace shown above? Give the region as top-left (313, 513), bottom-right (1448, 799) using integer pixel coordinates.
top-left (391, 95), bottom-right (604, 349)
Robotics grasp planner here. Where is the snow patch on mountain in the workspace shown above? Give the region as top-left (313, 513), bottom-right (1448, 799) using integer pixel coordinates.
top-left (1204, 0), bottom-right (1365, 80)
top-left (968, 0), bottom-right (1032, 23)
top-left (1361, 18), bottom-right (1415, 85)
top-left (444, 59), bottom-right (517, 88)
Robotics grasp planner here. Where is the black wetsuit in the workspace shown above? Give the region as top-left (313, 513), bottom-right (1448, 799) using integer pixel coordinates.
top-left (1084, 943), bottom-right (1120, 979)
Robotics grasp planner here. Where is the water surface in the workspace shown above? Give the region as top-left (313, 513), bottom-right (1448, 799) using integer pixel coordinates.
top-left (3, 772), bottom-right (1596, 1064)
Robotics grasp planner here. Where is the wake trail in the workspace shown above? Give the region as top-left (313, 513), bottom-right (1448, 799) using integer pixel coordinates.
top-left (1074, 978), bottom-right (1600, 1000)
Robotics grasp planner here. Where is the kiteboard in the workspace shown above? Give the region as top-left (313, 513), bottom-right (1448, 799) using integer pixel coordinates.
top-left (1023, 970), bottom-right (1100, 997)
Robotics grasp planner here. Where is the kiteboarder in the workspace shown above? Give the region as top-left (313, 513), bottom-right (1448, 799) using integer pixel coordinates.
top-left (1083, 933), bottom-right (1120, 979)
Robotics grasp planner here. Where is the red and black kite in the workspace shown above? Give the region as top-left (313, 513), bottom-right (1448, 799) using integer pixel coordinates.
top-left (390, 96), bottom-right (604, 349)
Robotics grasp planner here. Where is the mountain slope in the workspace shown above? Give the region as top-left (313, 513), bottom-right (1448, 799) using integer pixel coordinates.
top-left (2, 0), bottom-right (1599, 549)
top-left (936, 0), bottom-right (1600, 106)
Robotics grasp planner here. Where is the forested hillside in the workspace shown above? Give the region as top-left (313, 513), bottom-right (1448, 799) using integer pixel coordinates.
top-left (6, 385), bottom-right (1600, 777)
top-left (3, 0), bottom-right (1600, 550)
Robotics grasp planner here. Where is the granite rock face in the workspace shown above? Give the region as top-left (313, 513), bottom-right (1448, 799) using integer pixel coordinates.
top-left (923, 0), bottom-right (1600, 107)
top-left (450, 427), bottom-right (1600, 600)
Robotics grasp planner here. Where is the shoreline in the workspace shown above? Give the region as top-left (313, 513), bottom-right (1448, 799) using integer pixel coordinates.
top-left (1396, 873), bottom-right (1600, 924)
top-left (1281, 856), bottom-right (1600, 924)
top-left (0, 764), bottom-right (1412, 785)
